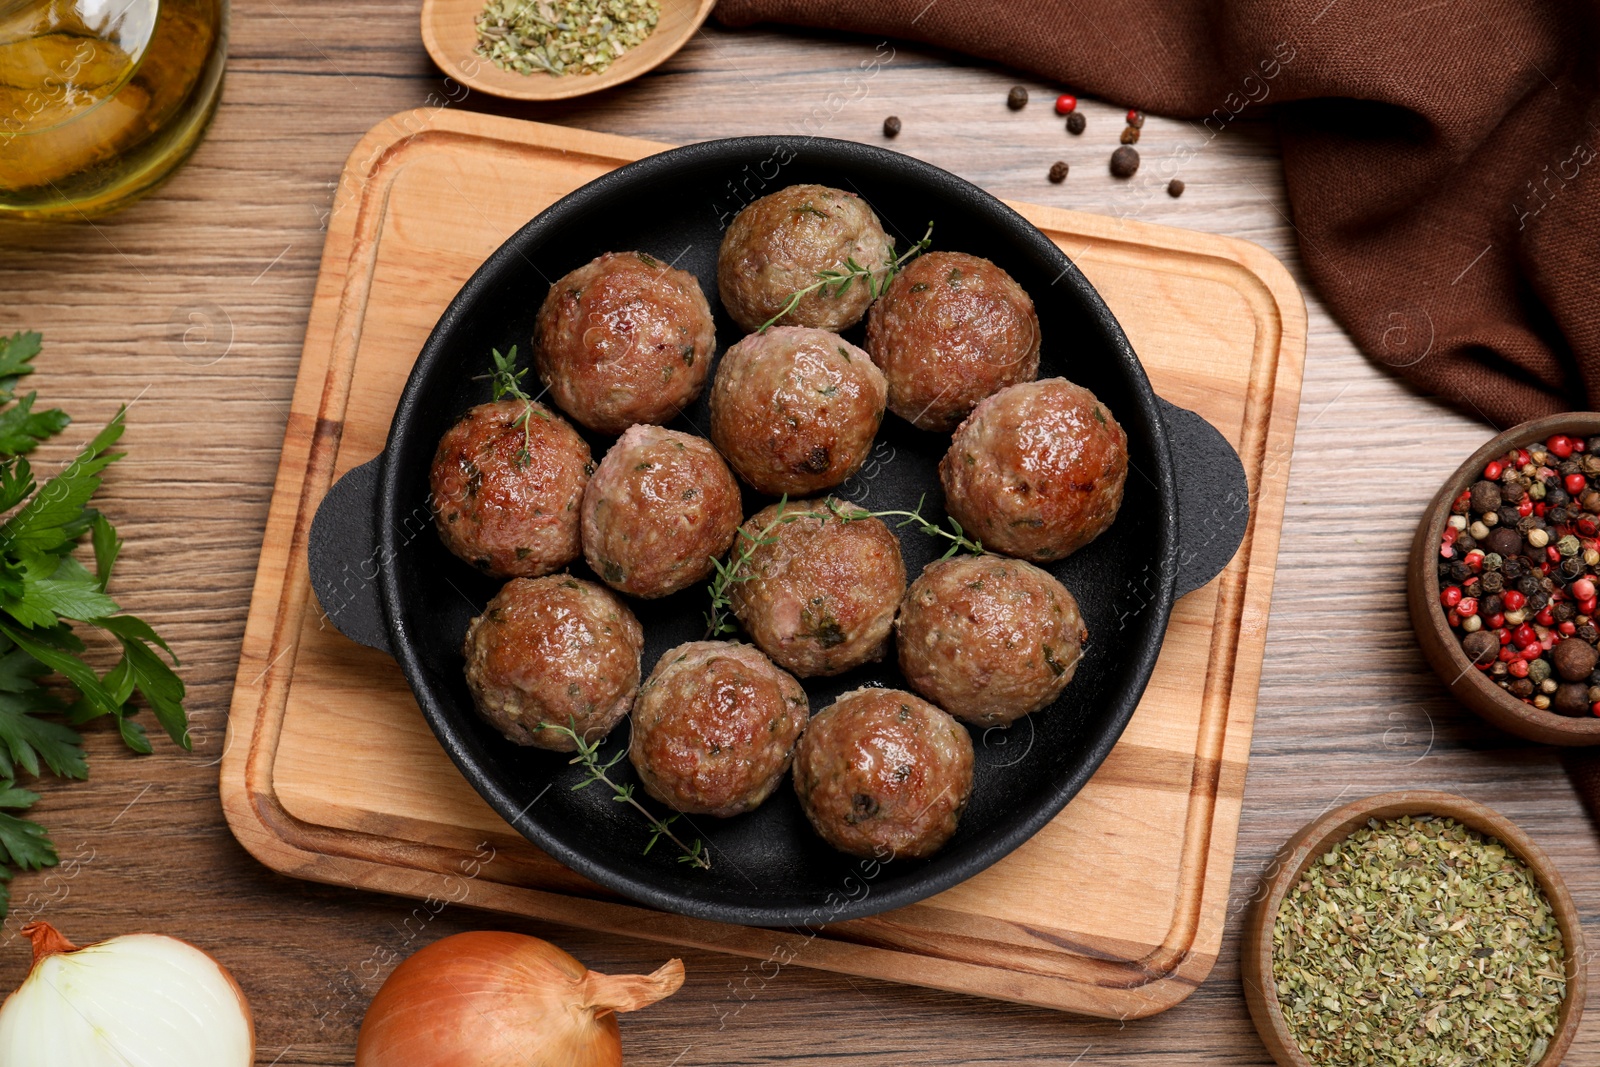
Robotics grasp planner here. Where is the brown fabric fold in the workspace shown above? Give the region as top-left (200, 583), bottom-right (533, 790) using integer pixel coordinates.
top-left (715, 0), bottom-right (1599, 427)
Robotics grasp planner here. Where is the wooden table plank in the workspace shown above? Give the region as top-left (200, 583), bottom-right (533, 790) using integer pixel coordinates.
top-left (1, 9), bottom-right (1594, 1065)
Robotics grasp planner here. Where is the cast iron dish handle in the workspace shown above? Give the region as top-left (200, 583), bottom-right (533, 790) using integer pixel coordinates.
top-left (307, 402), bottom-right (1247, 652)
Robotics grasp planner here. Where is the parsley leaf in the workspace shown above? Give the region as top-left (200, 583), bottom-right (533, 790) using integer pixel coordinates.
top-left (0, 332), bottom-right (187, 916)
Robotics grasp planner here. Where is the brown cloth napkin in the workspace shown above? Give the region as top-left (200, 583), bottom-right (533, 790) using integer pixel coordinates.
top-left (715, 0), bottom-right (1600, 427)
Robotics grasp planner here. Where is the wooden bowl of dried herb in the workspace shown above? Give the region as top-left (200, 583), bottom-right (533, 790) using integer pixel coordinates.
top-left (421, 0), bottom-right (716, 102)
top-left (1241, 791), bottom-right (1585, 1067)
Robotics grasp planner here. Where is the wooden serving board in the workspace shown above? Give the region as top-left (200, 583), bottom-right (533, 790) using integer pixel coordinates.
top-left (221, 109), bottom-right (1306, 1019)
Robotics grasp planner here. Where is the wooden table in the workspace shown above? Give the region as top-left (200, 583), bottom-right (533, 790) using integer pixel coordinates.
top-left (2, 9), bottom-right (1594, 1065)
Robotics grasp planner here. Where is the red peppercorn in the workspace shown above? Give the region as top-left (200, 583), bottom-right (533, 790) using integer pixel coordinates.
top-left (1503, 589), bottom-right (1527, 610)
top-left (1548, 545), bottom-right (1562, 563)
top-left (1499, 646), bottom-right (1517, 661)
top-left (1571, 578), bottom-right (1595, 600)
top-left (1441, 585), bottom-right (1463, 608)
top-left (1055, 94), bottom-right (1078, 115)
top-left (1538, 608), bottom-right (1555, 626)
top-left (1535, 502), bottom-right (1547, 517)
top-left (1126, 108), bottom-right (1142, 123)
top-left (1484, 460), bottom-right (1505, 480)
top-left (1509, 659), bottom-right (1530, 678)
top-left (1465, 550), bottom-right (1485, 570)
top-left (1499, 628), bottom-right (1513, 645)
top-left (1559, 621), bottom-right (1577, 635)
top-left (1549, 434), bottom-right (1574, 458)
top-left (1582, 596), bottom-right (1599, 616)
top-left (1541, 561), bottom-right (1552, 575)
top-left (1518, 499), bottom-right (1534, 517)
top-left (1514, 623), bottom-right (1538, 647)
top-left (1447, 610), bottom-right (1461, 627)
top-left (1580, 516), bottom-right (1599, 537)
top-left (1577, 439), bottom-right (1588, 453)
top-left (1518, 449), bottom-right (1531, 466)
top-left (1566, 473), bottom-right (1588, 495)
top-left (1593, 702), bottom-right (1600, 716)
top-left (1457, 597), bottom-right (1479, 616)
top-left (1485, 613), bottom-right (1505, 629)
top-left (1526, 643), bottom-right (1547, 659)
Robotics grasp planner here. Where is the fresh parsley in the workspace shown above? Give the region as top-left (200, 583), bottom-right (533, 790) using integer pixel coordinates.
top-left (0, 332), bottom-right (188, 915)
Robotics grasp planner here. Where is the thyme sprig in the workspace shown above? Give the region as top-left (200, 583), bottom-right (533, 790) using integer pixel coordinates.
top-left (476, 345), bottom-right (546, 455)
top-left (827, 494), bottom-right (984, 559)
top-left (704, 495), bottom-right (802, 638)
top-left (540, 719), bottom-right (711, 870)
top-left (757, 221), bottom-right (935, 333)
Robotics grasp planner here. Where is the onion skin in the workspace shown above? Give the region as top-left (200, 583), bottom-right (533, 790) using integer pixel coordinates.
top-left (356, 931), bottom-right (683, 1067)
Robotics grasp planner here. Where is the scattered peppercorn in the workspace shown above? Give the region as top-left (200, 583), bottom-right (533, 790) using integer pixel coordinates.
top-left (1120, 125), bottom-right (1141, 145)
top-left (1126, 109), bottom-right (1144, 128)
top-left (1110, 145), bottom-right (1140, 178)
top-left (1007, 85), bottom-right (1029, 110)
top-left (1065, 111), bottom-right (1086, 135)
top-left (1048, 160), bottom-right (1069, 184)
top-left (1167, 179), bottom-right (1185, 197)
top-left (883, 115), bottom-right (901, 138)
top-left (1055, 93), bottom-right (1078, 115)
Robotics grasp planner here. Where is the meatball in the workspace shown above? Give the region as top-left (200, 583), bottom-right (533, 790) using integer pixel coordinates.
top-left (941, 378), bottom-right (1128, 562)
top-left (533, 251), bottom-right (715, 434)
top-left (728, 498), bottom-right (906, 677)
top-left (718, 184), bottom-right (895, 333)
top-left (864, 251), bottom-right (1040, 431)
top-left (628, 641), bottom-right (810, 817)
top-left (710, 326), bottom-right (887, 497)
top-left (793, 687), bottom-right (974, 860)
top-left (462, 575), bottom-right (643, 752)
top-left (896, 555), bottom-right (1087, 726)
top-left (430, 399), bottom-right (591, 578)
top-left (582, 425), bottom-right (743, 598)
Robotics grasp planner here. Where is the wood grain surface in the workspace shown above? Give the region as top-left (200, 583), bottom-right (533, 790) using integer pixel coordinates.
top-left (1, 8), bottom-right (1595, 1065)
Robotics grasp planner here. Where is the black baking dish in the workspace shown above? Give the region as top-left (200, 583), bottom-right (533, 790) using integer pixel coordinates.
top-left (307, 136), bottom-right (1249, 927)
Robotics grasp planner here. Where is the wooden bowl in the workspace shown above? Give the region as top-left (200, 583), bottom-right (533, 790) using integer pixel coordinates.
top-left (421, 0), bottom-right (715, 102)
top-left (1407, 413), bottom-right (1600, 745)
top-left (1242, 791), bottom-right (1586, 1067)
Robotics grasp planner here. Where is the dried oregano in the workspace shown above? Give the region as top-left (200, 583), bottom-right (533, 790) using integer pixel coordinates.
top-left (1273, 815), bottom-right (1566, 1066)
top-left (475, 0), bottom-right (660, 77)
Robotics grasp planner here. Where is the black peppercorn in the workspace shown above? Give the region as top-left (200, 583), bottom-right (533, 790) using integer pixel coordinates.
top-left (1582, 489), bottom-right (1600, 512)
top-left (1517, 575), bottom-right (1543, 596)
top-left (1109, 145), bottom-right (1140, 177)
top-left (1560, 557), bottom-right (1584, 581)
top-left (1553, 683), bottom-right (1591, 716)
top-left (1559, 459), bottom-right (1582, 477)
top-left (1528, 591), bottom-right (1551, 612)
top-left (1167, 179), bottom-right (1185, 197)
top-left (1503, 558), bottom-right (1526, 580)
top-left (1120, 125), bottom-right (1141, 145)
top-left (1547, 487), bottom-right (1571, 508)
top-left (1487, 527), bottom-right (1523, 558)
top-left (1581, 623), bottom-right (1600, 644)
top-left (1449, 561), bottom-right (1473, 582)
top-left (1048, 161), bottom-right (1069, 184)
top-left (1554, 601), bottom-right (1577, 624)
top-left (1509, 678), bottom-right (1536, 698)
top-left (1471, 480), bottom-right (1502, 513)
top-left (1461, 630), bottom-right (1499, 666)
top-left (1482, 592), bottom-right (1505, 616)
top-left (1550, 506), bottom-right (1572, 526)
top-left (1456, 533), bottom-right (1477, 553)
top-left (1588, 436), bottom-right (1600, 454)
top-left (1503, 480), bottom-right (1527, 504)
top-left (1007, 85), bottom-right (1029, 110)
top-left (1480, 571), bottom-right (1505, 594)
top-left (1066, 111), bottom-right (1086, 135)
top-left (883, 115), bottom-right (902, 138)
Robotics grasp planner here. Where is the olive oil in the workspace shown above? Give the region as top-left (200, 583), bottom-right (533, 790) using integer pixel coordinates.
top-left (0, 0), bottom-right (226, 218)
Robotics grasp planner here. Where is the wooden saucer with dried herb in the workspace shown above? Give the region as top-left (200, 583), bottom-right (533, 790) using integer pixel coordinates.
top-left (475, 0), bottom-right (660, 77)
top-left (1272, 815), bottom-right (1565, 1066)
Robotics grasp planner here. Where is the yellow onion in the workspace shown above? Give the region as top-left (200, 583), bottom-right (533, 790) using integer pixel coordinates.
top-left (357, 931), bottom-right (683, 1067)
top-left (0, 921), bottom-right (254, 1066)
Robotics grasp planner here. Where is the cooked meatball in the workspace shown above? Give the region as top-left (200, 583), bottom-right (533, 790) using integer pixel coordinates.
top-left (533, 251), bottom-right (715, 434)
top-left (940, 378), bottom-right (1128, 562)
top-left (728, 498), bottom-right (906, 677)
top-left (864, 251), bottom-right (1040, 431)
top-left (793, 687), bottom-right (974, 860)
top-left (582, 425), bottom-right (743, 598)
top-left (709, 326), bottom-right (886, 497)
top-left (462, 575), bottom-right (643, 752)
top-left (430, 399), bottom-right (591, 578)
top-left (628, 641), bottom-right (810, 817)
top-left (718, 184), bottom-right (895, 333)
top-left (896, 555), bottom-right (1087, 726)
